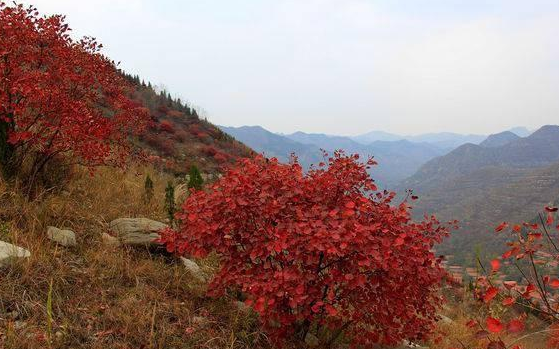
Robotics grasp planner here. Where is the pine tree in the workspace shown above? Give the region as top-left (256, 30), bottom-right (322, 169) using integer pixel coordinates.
top-left (164, 181), bottom-right (176, 224)
top-left (143, 174), bottom-right (154, 204)
top-left (187, 165), bottom-right (204, 191)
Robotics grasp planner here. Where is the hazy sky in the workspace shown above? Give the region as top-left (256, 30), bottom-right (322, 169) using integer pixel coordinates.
top-left (24, 0), bottom-right (559, 135)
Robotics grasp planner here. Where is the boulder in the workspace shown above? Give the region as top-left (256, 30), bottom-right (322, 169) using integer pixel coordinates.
top-left (47, 226), bottom-right (77, 247)
top-left (180, 257), bottom-right (207, 282)
top-left (0, 241), bottom-right (31, 268)
top-left (438, 315), bottom-right (454, 325)
top-left (100, 233), bottom-right (120, 247)
top-left (109, 218), bottom-right (167, 246)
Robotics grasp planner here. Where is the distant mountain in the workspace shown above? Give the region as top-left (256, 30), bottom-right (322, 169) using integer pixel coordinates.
top-left (286, 132), bottom-right (364, 152)
top-left (285, 131), bottom-right (446, 187)
top-left (218, 126), bottom-right (322, 168)
top-left (480, 131), bottom-right (520, 148)
top-left (351, 130), bottom-right (486, 150)
top-left (351, 130), bottom-right (403, 144)
top-left (221, 127), bottom-right (446, 188)
top-left (404, 133), bottom-right (486, 150)
top-left (400, 125), bottom-right (559, 265)
top-left (402, 125), bottom-right (559, 192)
top-left (508, 126), bottom-right (532, 137)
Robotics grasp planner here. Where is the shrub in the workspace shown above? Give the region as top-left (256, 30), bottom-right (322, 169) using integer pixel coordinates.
top-left (461, 206), bottom-right (559, 349)
top-left (164, 181), bottom-right (176, 224)
top-left (0, 3), bottom-right (148, 182)
top-left (202, 145), bottom-right (218, 157)
top-left (143, 175), bottom-right (154, 204)
top-left (213, 151), bottom-right (228, 164)
top-left (173, 130), bottom-right (189, 142)
top-left (159, 120), bottom-right (176, 134)
top-left (160, 152), bottom-right (449, 347)
top-left (187, 165), bottom-right (204, 191)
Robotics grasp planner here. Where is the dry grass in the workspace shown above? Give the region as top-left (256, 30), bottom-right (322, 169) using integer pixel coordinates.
top-left (2, 165), bottom-right (553, 349)
top-left (434, 287), bottom-right (550, 349)
top-left (0, 166), bottom-right (273, 349)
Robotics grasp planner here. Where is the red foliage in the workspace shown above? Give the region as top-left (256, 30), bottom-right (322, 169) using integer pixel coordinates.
top-left (212, 151), bottom-right (228, 164)
top-left (462, 206), bottom-right (559, 349)
top-left (173, 130), bottom-right (189, 142)
top-left (202, 145), bottom-right (217, 157)
top-left (160, 152), bottom-right (449, 346)
top-left (159, 120), bottom-right (176, 133)
top-left (0, 3), bottom-right (148, 171)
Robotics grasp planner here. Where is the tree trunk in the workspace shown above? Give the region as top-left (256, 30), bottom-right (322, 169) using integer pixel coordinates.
top-left (0, 112), bottom-right (15, 178)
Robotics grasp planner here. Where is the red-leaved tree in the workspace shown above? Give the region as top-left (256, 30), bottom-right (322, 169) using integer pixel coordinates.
top-left (0, 3), bottom-right (148, 180)
top-left (160, 152), bottom-right (450, 347)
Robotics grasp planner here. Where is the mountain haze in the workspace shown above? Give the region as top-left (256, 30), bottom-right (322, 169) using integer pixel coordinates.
top-left (401, 125), bottom-right (559, 264)
top-left (222, 126), bottom-right (447, 187)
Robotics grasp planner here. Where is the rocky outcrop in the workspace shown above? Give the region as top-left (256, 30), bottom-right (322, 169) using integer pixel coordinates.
top-left (0, 241), bottom-right (31, 268)
top-left (47, 226), bottom-right (77, 247)
top-left (109, 218), bottom-right (167, 246)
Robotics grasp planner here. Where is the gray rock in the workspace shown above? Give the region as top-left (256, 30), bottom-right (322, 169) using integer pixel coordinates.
top-left (109, 218), bottom-right (167, 246)
top-left (101, 233), bottom-right (120, 247)
top-left (0, 241), bottom-right (31, 268)
top-left (47, 226), bottom-right (77, 247)
top-left (439, 315), bottom-right (454, 325)
top-left (180, 257), bottom-right (207, 282)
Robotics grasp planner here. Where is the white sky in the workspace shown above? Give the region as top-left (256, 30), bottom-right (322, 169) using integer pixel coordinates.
top-left (23, 0), bottom-right (559, 135)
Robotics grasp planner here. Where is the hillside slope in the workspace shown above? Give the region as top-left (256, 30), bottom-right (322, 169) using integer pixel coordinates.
top-left (401, 125), bottom-right (559, 264)
top-left (124, 74), bottom-right (253, 175)
top-left (402, 125), bottom-right (559, 192)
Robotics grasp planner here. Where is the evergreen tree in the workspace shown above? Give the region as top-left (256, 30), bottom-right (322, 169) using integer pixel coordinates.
top-left (187, 165), bottom-right (204, 191)
top-left (164, 181), bottom-right (176, 224)
top-left (143, 174), bottom-right (154, 204)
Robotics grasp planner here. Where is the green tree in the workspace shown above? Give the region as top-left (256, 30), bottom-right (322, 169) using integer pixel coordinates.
top-left (187, 165), bottom-right (204, 191)
top-left (143, 174), bottom-right (154, 204)
top-left (164, 181), bottom-right (176, 224)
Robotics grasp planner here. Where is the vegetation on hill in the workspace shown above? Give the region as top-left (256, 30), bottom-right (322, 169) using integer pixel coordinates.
top-left (401, 125), bottom-right (559, 266)
top-left (2, 2), bottom-right (558, 349)
top-left (124, 75), bottom-right (253, 176)
top-left (160, 152), bottom-right (450, 347)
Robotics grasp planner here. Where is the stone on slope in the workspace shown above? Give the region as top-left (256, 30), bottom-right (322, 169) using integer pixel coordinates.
top-left (100, 233), bottom-right (120, 247)
top-left (180, 257), bottom-right (207, 282)
top-left (109, 218), bottom-right (167, 246)
top-left (0, 241), bottom-right (31, 268)
top-left (47, 226), bottom-right (77, 247)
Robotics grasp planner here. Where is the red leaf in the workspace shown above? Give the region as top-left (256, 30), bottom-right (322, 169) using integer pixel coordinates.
top-left (502, 297), bottom-right (515, 306)
top-left (490, 259), bottom-right (500, 273)
top-left (483, 287), bottom-right (499, 303)
top-left (507, 319), bottom-right (525, 333)
top-left (466, 319), bottom-right (477, 328)
top-left (495, 222), bottom-right (508, 233)
top-left (486, 317), bottom-right (504, 333)
top-left (549, 278), bottom-right (559, 289)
